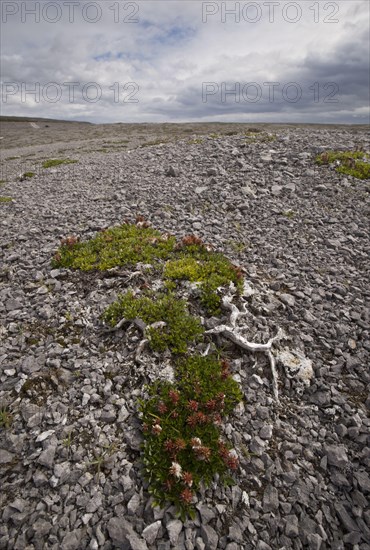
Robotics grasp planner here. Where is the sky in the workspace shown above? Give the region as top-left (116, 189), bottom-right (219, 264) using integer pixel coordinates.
top-left (1, 0), bottom-right (369, 124)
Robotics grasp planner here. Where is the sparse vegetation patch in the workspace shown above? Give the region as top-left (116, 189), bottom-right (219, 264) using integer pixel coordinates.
top-left (42, 158), bottom-right (78, 168)
top-left (0, 405), bottom-right (13, 429)
top-left (164, 246), bottom-right (243, 314)
top-left (103, 291), bottom-right (204, 354)
top-left (52, 221), bottom-right (245, 515)
top-left (315, 150), bottom-right (370, 179)
top-left (244, 130), bottom-right (276, 143)
top-left (52, 223), bottom-right (176, 271)
top-left (20, 172), bottom-right (35, 180)
top-left (140, 354), bottom-right (242, 518)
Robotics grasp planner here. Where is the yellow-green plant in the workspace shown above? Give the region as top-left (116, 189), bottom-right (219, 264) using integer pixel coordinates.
top-left (316, 150), bottom-right (370, 180)
top-left (42, 159), bottom-right (78, 169)
top-left (103, 291), bottom-right (204, 354)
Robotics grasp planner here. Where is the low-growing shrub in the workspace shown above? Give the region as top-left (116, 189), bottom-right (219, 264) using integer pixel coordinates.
top-left (52, 224), bottom-right (176, 271)
top-left (165, 245), bottom-right (243, 314)
top-left (140, 354), bottom-right (243, 518)
top-left (103, 291), bottom-right (204, 354)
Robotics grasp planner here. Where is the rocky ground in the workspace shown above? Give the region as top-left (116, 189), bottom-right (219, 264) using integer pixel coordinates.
top-left (0, 121), bottom-right (369, 550)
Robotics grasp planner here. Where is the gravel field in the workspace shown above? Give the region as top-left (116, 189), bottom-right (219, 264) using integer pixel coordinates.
top-left (0, 120), bottom-right (369, 550)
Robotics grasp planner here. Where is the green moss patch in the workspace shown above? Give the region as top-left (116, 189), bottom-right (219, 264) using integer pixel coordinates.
top-left (316, 150), bottom-right (370, 180)
top-left (140, 354), bottom-right (242, 518)
top-left (103, 291), bottom-right (203, 354)
top-left (53, 226), bottom-right (242, 314)
top-left (164, 250), bottom-right (243, 314)
top-left (244, 130), bottom-right (276, 143)
top-left (42, 158), bottom-right (78, 169)
top-left (21, 172), bottom-right (35, 179)
top-left (0, 406), bottom-right (13, 429)
top-left (52, 224), bottom-right (177, 271)
top-left (0, 196), bottom-right (12, 203)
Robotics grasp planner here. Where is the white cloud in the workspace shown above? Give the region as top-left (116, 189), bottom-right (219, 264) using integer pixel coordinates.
top-left (1, 0), bottom-right (369, 123)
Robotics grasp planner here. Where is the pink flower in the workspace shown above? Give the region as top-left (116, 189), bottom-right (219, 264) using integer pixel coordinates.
top-left (168, 390), bottom-right (180, 404)
top-left (158, 401), bottom-right (168, 414)
top-left (182, 471), bottom-right (193, 487)
top-left (194, 445), bottom-right (211, 461)
top-left (180, 488), bottom-right (194, 504)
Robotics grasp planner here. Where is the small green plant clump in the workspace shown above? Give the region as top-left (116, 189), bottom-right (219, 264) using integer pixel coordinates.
top-left (0, 196), bottom-right (12, 203)
top-left (20, 172), bottom-right (35, 180)
top-left (140, 355), bottom-right (243, 518)
top-left (244, 130), bottom-right (275, 143)
top-left (0, 406), bottom-right (13, 429)
top-left (315, 150), bottom-right (370, 180)
top-left (140, 139), bottom-right (168, 148)
top-left (42, 158), bottom-right (78, 169)
top-left (103, 291), bottom-right (204, 354)
top-left (52, 224), bottom-right (176, 271)
top-left (164, 249), bottom-right (243, 314)
top-left (188, 138), bottom-right (203, 144)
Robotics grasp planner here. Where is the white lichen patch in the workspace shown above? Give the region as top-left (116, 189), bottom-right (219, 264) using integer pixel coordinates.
top-left (277, 349), bottom-right (314, 386)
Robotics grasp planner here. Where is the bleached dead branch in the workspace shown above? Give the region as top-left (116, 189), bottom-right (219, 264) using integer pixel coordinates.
top-left (206, 288), bottom-right (284, 402)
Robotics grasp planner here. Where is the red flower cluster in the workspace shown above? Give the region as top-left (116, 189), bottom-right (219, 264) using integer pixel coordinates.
top-left (182, 471), bottom-right (193, 487)
top-left (180, 488), bottom-right (194, 504)
top-left (135, 215), bottom-right (151, 228)
top-left (187, 400), bottom-right (199, 411)
top-left (61, 235), bottom-right (79, 248)
top-left (231, 264), bottom-right (243, 280)
top-left (164, 438), bottom-right (186, 459)
top-left (206, 399), bottom-right (217, 411)
top-left (218, 441), bottom-right (239, 470)
top-left (210, 412), bottom-right (222, 426)
top-left (193, 445), bottom-right (211, 461)
top-left (187, 412), bottom-right (208, 428)
top-left (168, 390), bottom-right (180, 405)
top-left (221, 359), bottom-right (231, 380)
top-left (216, 392), bottom-right (225, 408)
top-left (181, 235), bottom-right (204, 247)
top-left (157, 401), bottom-right (168, 414)
top-left (226, 453), bottom-right (239, 470)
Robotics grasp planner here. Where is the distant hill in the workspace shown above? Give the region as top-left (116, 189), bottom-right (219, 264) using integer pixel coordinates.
top-left (0, 115), bottom-right (92, 124)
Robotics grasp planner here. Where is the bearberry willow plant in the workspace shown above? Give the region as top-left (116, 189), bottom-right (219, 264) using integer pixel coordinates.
top-left (51, 221), bottom-right (246, 517)
top-left (103, 291), bottom-right (204, 354)
top-left (139, 355), bottom-right (243, 519)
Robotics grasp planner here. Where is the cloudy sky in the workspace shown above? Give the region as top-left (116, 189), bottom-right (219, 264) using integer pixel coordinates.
top-left (1, 0), bottom-right (369, 123)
